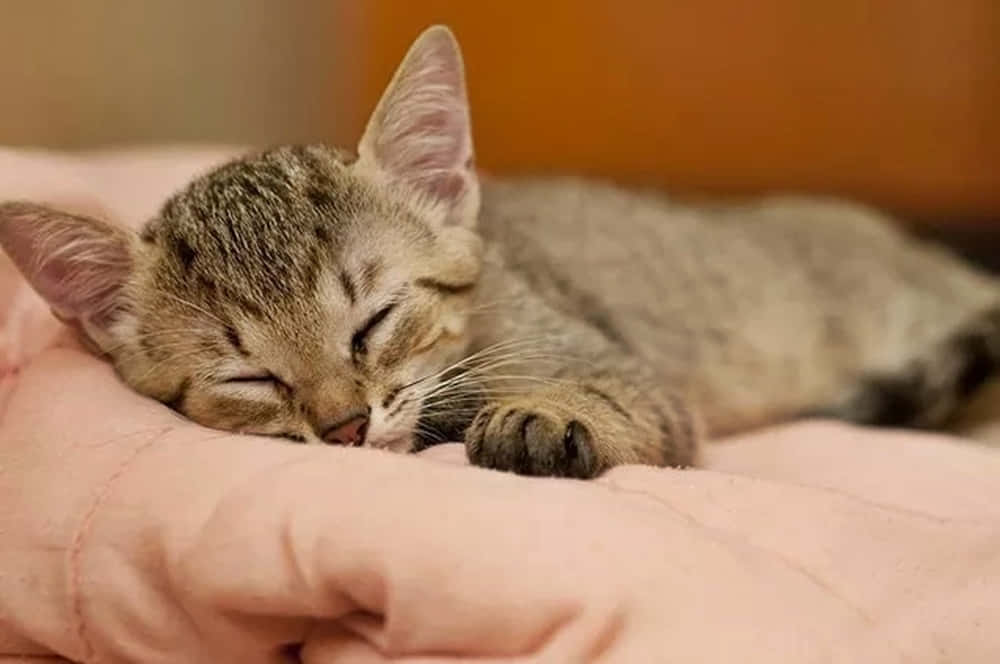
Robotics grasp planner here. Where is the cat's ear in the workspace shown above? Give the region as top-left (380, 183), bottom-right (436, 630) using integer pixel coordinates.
top-left (0, 202), bottom-right (137, 351)
top-left (357, 25), bottom-right (479, 227)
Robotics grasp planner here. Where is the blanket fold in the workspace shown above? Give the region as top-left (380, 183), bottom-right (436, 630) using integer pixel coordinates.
top-left (1, 148), bottom-right (998, 663)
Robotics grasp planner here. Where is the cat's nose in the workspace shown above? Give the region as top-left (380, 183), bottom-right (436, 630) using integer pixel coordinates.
top-left (322, 413), bottom-right (370, 446)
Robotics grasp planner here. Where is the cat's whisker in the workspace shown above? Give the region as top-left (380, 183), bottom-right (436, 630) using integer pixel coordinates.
top-left (399, 351), bottom-right (590, 409)
top-left (377, 400), bottom-right (453, 445)
top-left (402, 365), bottom-right (518, 403)
top-left (111, 339), bottom-right (215, 363)
top-left (112, 346), bottom-right (209, 368)
top-left (132, 347), bottom-right (216, 384)
top-left (413, 375), bottom-right (579, 410)
top-left (113, 335), bottom-right (212, 351)
top-left (454, 296), bottom-right (522, 317)
top-left (149, 290), bottom-right (228, 326)
top-left (413, 425), bottom-right (449, 445)
top-left (396, 336), bottom-right (552, 392)
top-left (420, 360), bottom-right (577, 393)
top-left (101, 327), bottom-right (218, 355)
top-left (407, 353), bottom-right (566, 393)
top-left (429, 345), bottom-right (582, 380)
top-left (418, 387), bottom-right (572, 412)
top-left (477, 373), bottom-right (579, 387)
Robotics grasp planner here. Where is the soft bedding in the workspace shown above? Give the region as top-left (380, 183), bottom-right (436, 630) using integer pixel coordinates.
top-left (1, 148), bottom-right (998, 663)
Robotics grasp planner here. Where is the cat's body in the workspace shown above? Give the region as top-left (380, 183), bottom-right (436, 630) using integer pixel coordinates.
top-left (475, 178), bottom-right (998, 436)
top-left (2, 26), bottom-right (998, 477)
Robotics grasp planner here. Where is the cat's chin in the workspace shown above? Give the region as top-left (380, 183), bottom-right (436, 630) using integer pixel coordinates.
top-left (372, 434), bottom-right (417, 454)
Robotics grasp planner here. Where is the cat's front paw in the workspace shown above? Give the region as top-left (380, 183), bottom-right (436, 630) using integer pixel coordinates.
top-left (464, 402), bottom-right (599, 478)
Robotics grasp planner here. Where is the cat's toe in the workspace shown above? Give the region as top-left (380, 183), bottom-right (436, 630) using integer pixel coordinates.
top-left (552, 419), bottom-right (597, 478)
top-left (465, 404), bottom-right (530, 473)
top-left (562, 420), bottom-right (589, 465)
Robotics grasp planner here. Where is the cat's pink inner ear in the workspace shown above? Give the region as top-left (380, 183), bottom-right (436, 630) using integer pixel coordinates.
top-left (0, 202), bottom-right (133, 331)
top-left (359, 26), bottom-right (478, 219)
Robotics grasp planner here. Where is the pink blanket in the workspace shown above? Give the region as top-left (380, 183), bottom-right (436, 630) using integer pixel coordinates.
top-left (2, 148), bottom-right (998, 663)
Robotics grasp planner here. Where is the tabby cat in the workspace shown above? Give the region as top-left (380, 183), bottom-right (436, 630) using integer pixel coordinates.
top-left (2, 26), bottom-right (998, 478)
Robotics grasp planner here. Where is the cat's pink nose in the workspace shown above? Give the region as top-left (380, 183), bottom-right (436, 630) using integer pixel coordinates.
top-left (323, 414), bottom-right (369, 446)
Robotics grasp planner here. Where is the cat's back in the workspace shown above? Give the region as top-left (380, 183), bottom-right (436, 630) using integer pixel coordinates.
top-left (478, 176), bottom-right (997, 432)
top-left (481, 175), bottom-right (906, 266)
top-left (478, 175), bottom-right (939, 318)
top-left (479, 175), bottom-right (993, 328)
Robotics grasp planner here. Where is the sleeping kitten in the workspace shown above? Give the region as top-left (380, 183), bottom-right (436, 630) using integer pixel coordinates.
top-left (2, 26), bottom-right (998, 478)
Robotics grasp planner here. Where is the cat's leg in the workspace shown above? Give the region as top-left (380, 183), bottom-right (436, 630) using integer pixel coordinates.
top-left (811, 304), bottom-right (1000, 429)
top-left (464, 360), bottom-right (701, 478)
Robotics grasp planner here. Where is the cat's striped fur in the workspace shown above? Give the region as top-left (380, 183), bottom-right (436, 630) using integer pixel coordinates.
top-left (2, 26), bottom-right (997, 477)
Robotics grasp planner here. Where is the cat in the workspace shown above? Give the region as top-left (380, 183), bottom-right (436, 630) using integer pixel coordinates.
top-left (2, 26), bottom-right (998, 478)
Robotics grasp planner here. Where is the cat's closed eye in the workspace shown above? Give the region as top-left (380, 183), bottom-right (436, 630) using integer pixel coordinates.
top-left (351, 303), bottom-right (396, 357)
top-left (222, 372), bottom-right (291, 394)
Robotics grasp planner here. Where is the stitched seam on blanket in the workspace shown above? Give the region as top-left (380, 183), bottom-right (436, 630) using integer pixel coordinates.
top-left (597, 478), bottom-right (882, 629)
top-left (67, 427), bottom-right (173, 664)
top-left (705, 468), bottom-right (997, 526)
top-left (0, 366), bottom-right (20, 432)
top-left (596, 479), bottom-right (922, 661)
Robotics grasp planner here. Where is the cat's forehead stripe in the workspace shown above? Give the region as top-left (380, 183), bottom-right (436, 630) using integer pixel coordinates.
top-left (359, 260), bottom-right (383, 295)
top-left (339, 270), bottom-right (357, 304)
top-left (225, 326), bottom-right (249, 356)
top-left (148, 145), bottom-right (390, 316)
top-left (378, 308), bottom-right (435, 369)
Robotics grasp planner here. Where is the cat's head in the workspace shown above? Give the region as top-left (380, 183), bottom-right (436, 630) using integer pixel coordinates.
top-left (0, 26), bottom-right (484, 449)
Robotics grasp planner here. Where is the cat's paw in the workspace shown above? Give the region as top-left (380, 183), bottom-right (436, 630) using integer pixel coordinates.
top-left (464, 402), bottom-right (599, 478)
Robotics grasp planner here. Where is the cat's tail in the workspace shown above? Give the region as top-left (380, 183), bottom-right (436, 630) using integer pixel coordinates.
top-left (815, 304), bottom-right (1000, 429)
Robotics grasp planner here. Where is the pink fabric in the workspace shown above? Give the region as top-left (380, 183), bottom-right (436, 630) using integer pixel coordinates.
top-left (1, 148), bottom-right (998, 663)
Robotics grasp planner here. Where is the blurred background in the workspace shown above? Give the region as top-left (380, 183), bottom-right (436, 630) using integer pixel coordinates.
top-left (1, 1), bottom-right (997, 244)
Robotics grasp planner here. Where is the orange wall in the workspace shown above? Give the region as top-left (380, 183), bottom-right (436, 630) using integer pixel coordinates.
top-left (353, 2), bottom-right (999, 224)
